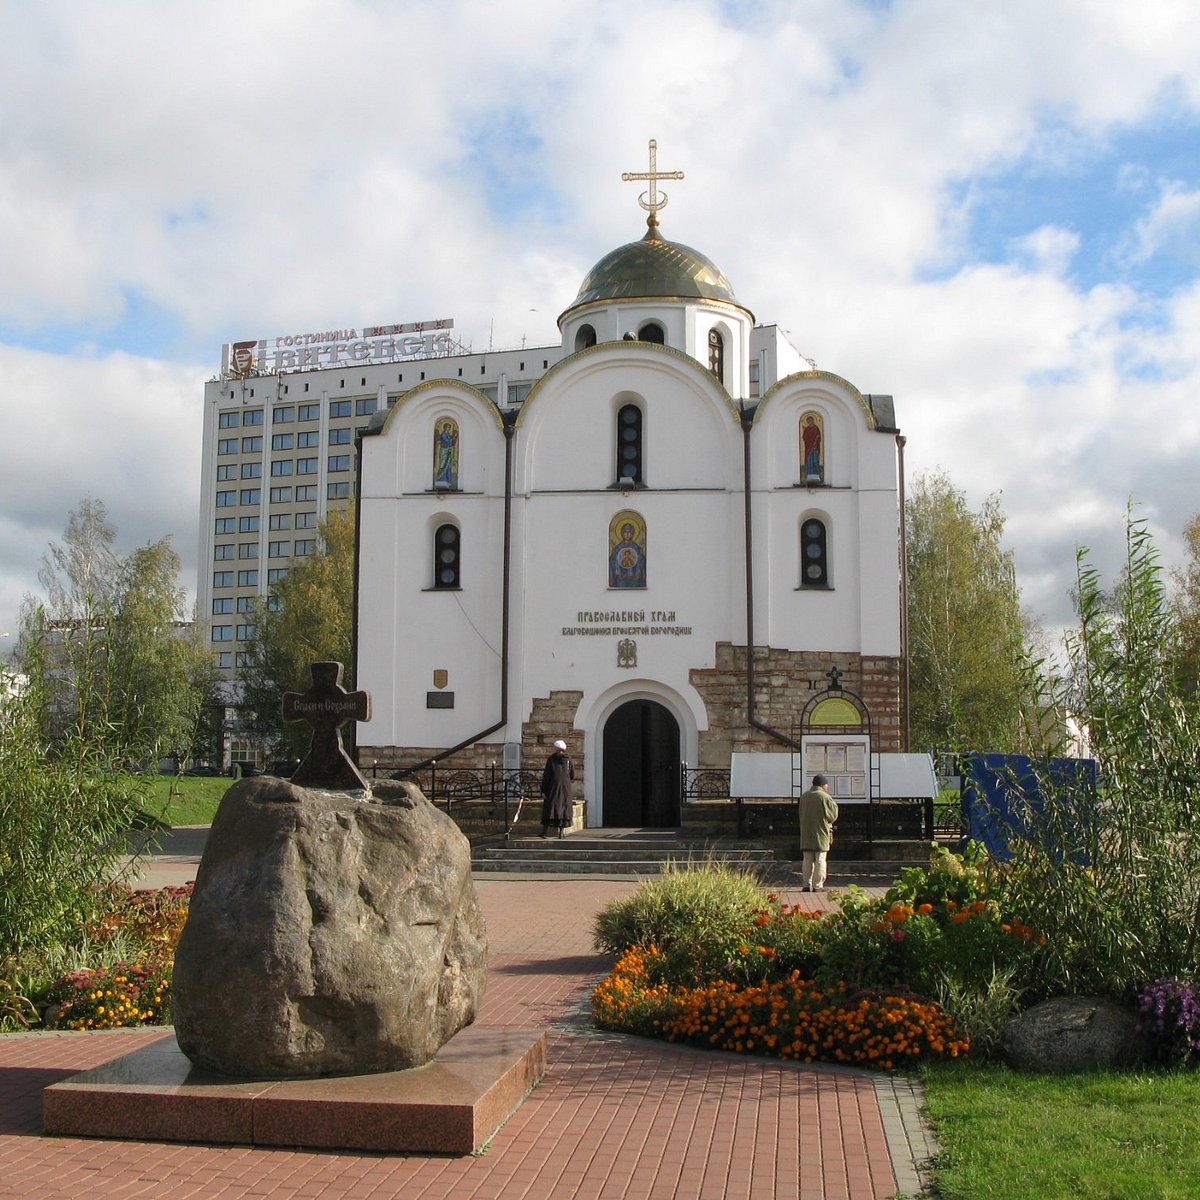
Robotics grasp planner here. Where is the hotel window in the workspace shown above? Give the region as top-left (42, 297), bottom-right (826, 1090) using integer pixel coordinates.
top-left (295, 512), bottom-right (317, 529)
top-left (216, 491), bottom-right (236, 507)
top-left (273, 405), bottom-right (294, 423)
top-left (433, 524), bottom-right (461, 589)
top-left (218, 438), bottom-right (237, 454)
top-left (214, 517), bottom-right (235, 534)
top-left (271, 460), bottom-right (293, 476)
top-left (242, 435), bottom-right (262, 453)
top-left (294, 539), bottom-right (316, 556)
top-left (239, 488), bottom-right (261, 505)
top-left (800, 518), bottom-right (829, 588)
top-left (213, 571), bottom-right (233, 588)
top-left (271, 433), bottom-right (293, 450)
top-left (270, 486), bottom-right (293, 503)
top-left (328, 454), bottom-right (350, 472)
top-left (212, 625), bottom-right (233, 642)
top-left (238, 543), bottom-right (258, 559)
top-left (268, 567), bottom-right (289, 584)
top-left (615, 404), bottom-right (643, 485)
top-left (269, 513), bottom-right (292, 530)
top-left (214, 544), bottom-right (234, 561)
top-left (356, 397), bottom-right (377, 416)
top-left (216, 465), bottom-right (237, 481)
top-left (235, 651), bottom-right (251, 667)
top-left (298, 430), bottom-right (320, 448)
top-left (237, 569), bottom-right (259, 587)
top-left (242, 409), bottom-right (263, 426)
top-left (218, 411), bottom-right (239, 428)
top-left (236, 596), bottom-right (256, 613)
top-left (269, 541), bottom-right (290, 558)
top-left (298, 403), bottom-right (320, 421)
top-left (297, 457), bottom-right (318, 474)
top-left (236, 624), bottom-right (256, 641)
top-left (328, 481), bottom-right (350, 499)
top-left (215, 651), bottom-right (234, 668)
top-left (296, 485), bottom-right (318, 501)
top-left (330, 400), bottom-right (351, 417)
top-left (329, 427), bottom-right (351, 444)
top-left (241, 462), bottom-right (262, 478)
top-left (238, 515), bottom-right (259, 532)
top-left (211, 597), bottom-right (233, 614)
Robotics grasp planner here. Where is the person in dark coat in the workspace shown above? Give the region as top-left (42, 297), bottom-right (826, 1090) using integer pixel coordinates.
top-left (540, 739), bottom-right (575, 838)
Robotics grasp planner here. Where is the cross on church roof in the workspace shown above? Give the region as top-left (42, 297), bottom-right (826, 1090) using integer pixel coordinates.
top-left (622, 138), bottom-right (684, 230)
top-left (282, 661), bottom-right (372, 790)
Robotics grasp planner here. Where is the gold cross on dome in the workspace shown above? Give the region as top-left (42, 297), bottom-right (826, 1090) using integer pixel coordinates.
top-left (622, 139), bottom-right (684, 220)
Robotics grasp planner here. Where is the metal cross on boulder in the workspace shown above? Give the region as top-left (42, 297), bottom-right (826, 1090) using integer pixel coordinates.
top-left (282, 661), bottom-right (372, 790)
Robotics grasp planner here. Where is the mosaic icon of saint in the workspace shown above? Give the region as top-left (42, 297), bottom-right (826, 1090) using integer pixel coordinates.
top-left (433, 418), bottom-right (459, 489)
top-left (608, 510), bottom-right (647, 588)
top-left (801, 412), bottom-right (824, 484)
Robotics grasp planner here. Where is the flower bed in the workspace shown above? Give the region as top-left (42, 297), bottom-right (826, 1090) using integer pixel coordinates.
top-left (593, 944), bottom-right (969, 1067)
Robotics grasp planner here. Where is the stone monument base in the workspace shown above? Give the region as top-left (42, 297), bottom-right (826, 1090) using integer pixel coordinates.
top-left (43, 1025), bottom-right (545, 1155)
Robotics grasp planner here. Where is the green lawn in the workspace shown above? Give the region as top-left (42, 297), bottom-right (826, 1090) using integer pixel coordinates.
top-left (922, 1061), bottom-right (1200, 1199)
top-left (145, 775), bottom-right (229, 827)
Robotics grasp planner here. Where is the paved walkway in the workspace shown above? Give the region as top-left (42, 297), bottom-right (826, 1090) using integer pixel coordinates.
top-left (0, 852), bottom-right (936, 1199)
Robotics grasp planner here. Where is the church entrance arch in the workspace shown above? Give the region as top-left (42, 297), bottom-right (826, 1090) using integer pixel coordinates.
top-left (602, 699), bottom-right (681, 827)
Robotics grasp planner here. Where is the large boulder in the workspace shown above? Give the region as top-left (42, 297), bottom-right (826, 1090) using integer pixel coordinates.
top-left (1001, 996), bottom-right (1146, 1073)
top-left (172, 776), bottom-right (487, 1078)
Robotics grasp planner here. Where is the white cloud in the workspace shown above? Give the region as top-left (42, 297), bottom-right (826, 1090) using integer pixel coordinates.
top-left (1, 0), bottom-right (1200, 643)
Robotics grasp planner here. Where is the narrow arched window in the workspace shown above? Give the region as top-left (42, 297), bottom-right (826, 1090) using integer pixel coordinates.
top-left (638, 322), bottom-right (665, 345)
top-left (575, 324), bottom-right (597, 351)
top-left (708, 329), bottom-right (724, 384)
top-left (616, 404), bottom-right (643, 485)
top-left (800, 518), bottom-right (828, 588)
top-left (434, 524), bottom-right (461, 589)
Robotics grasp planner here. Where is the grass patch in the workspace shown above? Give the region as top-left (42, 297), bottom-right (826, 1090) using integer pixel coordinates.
top-left (922, 1060), bottom-right (1200, 1199)
top-left (145, 776), bottom-right (229, 826)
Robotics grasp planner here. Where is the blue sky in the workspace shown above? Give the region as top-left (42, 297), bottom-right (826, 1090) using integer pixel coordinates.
top-left (1, 0), bottom-right (1199, 644)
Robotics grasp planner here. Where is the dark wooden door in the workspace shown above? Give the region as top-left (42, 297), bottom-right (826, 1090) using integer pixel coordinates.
top-left (602, 700), bottom-right (680, 827)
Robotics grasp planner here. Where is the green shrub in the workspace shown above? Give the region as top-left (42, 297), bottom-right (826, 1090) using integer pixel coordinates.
top-left (592, 859), bottom-right (772, 985)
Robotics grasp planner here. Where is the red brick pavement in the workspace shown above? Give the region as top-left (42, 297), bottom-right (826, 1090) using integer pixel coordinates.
top-left (0, 880), bottom-right (902, 1199)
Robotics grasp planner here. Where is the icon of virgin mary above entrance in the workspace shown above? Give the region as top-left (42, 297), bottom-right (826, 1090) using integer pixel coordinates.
top-left (608, 510), bottom-right (646, 588)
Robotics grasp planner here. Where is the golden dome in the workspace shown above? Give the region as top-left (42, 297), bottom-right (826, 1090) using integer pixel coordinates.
top-left (560, 221), bottom-right (748, 323)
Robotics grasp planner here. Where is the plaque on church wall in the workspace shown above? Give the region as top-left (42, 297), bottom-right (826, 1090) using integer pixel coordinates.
top-left (426, 691), bottom-right (455, 709)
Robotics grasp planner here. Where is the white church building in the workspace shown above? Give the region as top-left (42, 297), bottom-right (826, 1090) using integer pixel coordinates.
top-left (355, 150), bottom-right (905, 827)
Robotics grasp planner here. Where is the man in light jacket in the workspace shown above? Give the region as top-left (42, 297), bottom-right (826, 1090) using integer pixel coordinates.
top-left (798, 774), bottom-right (839, 892)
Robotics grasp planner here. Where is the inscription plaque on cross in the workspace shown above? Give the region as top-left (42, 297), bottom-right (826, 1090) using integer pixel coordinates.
top-left (282, 661), bottom-right (372, 790)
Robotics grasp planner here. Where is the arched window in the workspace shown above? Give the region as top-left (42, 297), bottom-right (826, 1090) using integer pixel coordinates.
top-left (575, 324), bottom-right (597, 351)
top-left (616, 403), bottom-right (643, 485)
top-left (800, 518), bottom-right (829, 588)
top-left (638, 322), bottom-right (665, 345)
top-left (708, 329), bottom-right (724, 384)
top-left (434, 524), bottom-right (461, 589)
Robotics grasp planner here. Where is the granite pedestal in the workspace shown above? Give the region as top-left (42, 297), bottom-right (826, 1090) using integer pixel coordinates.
top-left (43, 1024), bottom-right (545, 1155)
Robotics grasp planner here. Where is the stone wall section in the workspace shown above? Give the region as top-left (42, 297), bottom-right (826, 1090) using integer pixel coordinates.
top-left (689, 643), bottom-right (903, 764)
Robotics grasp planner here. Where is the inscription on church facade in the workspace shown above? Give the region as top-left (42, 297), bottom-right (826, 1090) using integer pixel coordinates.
top-left (561, 609), bottom-right (693, 637)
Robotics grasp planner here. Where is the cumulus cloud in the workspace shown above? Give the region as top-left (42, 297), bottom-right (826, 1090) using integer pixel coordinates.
top-left (2, 0), bottom-right (1200, 645)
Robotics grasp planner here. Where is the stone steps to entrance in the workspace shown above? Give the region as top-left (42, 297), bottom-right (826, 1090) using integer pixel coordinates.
top-left (470, 829), bottom-right (917, 883)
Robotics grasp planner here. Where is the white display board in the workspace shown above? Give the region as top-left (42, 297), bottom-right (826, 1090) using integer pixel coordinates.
top-left (729, 753), bottom-right (792, 798)
top-left (873, 753), bottom-right (938, 799)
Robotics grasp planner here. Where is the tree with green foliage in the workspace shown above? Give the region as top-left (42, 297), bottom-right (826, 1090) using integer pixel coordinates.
top-left (238, 505), bottom-right (355, 755)
top-left (1170, 513), bottom-right (1200, 699)
top-left (18, 498), bottom-right (215, 768)
top-left (905, 472), bottom-right (1033, 753)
